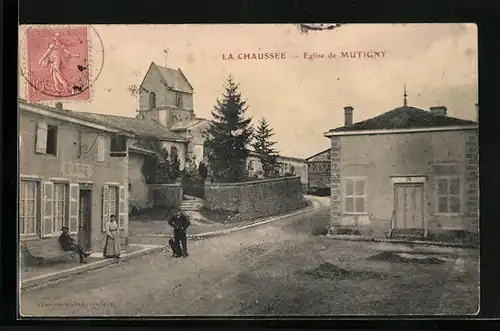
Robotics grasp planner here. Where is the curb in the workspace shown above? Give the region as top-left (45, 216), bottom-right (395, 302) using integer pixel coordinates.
top-left (133, 201), bottom-right (321, 240)
top-left (325, 234), bottom-right (479, 255)
top-left (20, 244), bottom-right (163, 292)
top-left (21, 201), bottom-right (321, 291)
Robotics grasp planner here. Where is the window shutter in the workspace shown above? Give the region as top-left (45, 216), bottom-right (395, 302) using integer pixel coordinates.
top-left (41, 181), bottom-right (54, 236)
top-left (35, 122), bottom-right (48, 154)
top-left (97, 136), bottom-right (105, 162)
top-left (118, 185), bottom-right (126, 229)
top-left (68, 183), bottom-right (79, 234)
top-left (102, 185), bottom-right (109, 232)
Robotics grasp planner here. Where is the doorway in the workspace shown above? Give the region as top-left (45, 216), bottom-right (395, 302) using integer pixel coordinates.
top-left (393, 183), bottom-right (424, 230)
top-left (78, 188), bottom-right (92, 251)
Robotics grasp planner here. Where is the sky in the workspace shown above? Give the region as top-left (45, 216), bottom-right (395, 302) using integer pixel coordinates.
top-left (19, 24), bottom-right (478, 159)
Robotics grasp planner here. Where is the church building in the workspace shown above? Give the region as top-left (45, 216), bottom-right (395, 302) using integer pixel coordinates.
top-left (135, 62), bottom-right (211, 166)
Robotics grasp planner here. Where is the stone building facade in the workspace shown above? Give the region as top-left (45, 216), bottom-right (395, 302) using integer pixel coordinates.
top-left (19, 100), bottom-right (130, 257)
top-left (324, 104), bottom-right (479, 245)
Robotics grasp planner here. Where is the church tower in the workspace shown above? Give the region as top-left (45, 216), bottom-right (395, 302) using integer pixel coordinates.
top-left (136, 60), bottom-right (196, 128)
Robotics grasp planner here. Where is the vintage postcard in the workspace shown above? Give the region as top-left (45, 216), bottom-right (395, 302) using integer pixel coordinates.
top-left (18, 23), bottom-right (479, 316)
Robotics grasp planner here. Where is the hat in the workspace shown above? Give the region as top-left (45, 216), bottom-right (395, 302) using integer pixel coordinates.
top-left (61, 226), bottom-right (69, 231)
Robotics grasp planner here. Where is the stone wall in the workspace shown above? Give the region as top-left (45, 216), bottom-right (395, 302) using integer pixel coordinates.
top-left (147, 182), bottom-right (183, 209)
top-left (330, 136), bottom-right (342, 226)
top-left (307, 161), bottom-right (331, 190)
top-left (464, 129), bottom-right (479, 245)
top-left (204, 176), bottom-right (305, 221)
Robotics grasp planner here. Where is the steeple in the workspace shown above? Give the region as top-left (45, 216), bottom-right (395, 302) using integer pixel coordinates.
top-left (403, 84), bottom-right (408, 107)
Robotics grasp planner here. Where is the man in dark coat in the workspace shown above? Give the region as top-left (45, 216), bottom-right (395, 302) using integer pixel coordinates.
top-left (59, 226), bottom-right (90, 263)
top-left (168, 210), bottom-right (191, 257)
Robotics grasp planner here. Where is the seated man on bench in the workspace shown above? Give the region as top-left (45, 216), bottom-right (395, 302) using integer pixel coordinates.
top-left (59, 226), bottom-right (90, 263)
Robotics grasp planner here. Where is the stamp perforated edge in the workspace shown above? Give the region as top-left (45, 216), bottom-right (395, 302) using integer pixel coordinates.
top-left (19, 24), bottom-right (100, 104)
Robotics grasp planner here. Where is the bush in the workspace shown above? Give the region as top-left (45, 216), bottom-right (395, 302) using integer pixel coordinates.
top-left (312, 225), bottom-right (330, 236)
top-left (307, 187), bottom-right (330, 196)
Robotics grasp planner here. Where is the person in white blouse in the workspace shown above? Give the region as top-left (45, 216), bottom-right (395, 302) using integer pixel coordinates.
top-left (103, 214), bottom-right (121, 258)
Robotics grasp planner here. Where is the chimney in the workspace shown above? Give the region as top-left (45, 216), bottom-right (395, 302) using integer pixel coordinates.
top-left (430, 106), bottom-right (447, 117)
top-left (475, 103), bottom-right (479, 122)
top-left (344, 106), bottom-right (353, 126)
top-left (55, 102), bottom-right (63, 111)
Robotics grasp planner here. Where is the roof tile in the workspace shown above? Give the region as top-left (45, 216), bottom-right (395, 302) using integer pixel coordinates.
top-left (76, 113), bottom-right (187, 141)
top-left (330, 106), bottom-right (477, 132)
top-left (153, 63), bottom-right (194, 93)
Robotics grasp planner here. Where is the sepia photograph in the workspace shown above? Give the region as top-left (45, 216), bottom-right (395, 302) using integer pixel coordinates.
top-left (17, 23), bottom-right (479, 316)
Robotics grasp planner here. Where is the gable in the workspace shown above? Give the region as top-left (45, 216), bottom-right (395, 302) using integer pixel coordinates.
top-left (139, 62), bottom-right (167, 95)
top-left (144, 63), bottom-right (193, 94)
top-left (306, 149), bottom-right (331, 162)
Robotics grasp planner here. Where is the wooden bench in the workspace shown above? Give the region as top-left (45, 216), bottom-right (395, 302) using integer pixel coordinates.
top-left (24, 238), bottom-right (79, 264)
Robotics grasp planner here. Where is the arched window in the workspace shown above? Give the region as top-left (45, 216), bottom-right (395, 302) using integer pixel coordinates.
top-left (149, 92), bottom-right (156, 109)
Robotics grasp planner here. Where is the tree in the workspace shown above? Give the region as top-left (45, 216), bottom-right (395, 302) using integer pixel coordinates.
top-left (137, 138), bottom-right (177, 184)
top-left (204, 76), bottom-right (253, 182)
top-left (252, 118), bottom-right (279, 177)
top-left (198, 161), bottom-right (208, 179)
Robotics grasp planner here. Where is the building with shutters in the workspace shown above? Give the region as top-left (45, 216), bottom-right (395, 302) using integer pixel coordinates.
top-left (19, 100), bottom-right (131, 258)
top-left (305, 148), bottom-right (331, 194)
top-left (323, 101), bottom-right (479, 245)
top-left (246, 151), bottom-right (308, 190)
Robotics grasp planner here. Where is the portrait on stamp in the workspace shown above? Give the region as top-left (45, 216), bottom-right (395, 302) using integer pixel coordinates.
top-left (18, 24), bottom-right (478, 317)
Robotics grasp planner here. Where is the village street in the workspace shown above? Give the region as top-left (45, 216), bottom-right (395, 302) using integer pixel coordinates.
top-left (20, 197), bottom-right (478, 316)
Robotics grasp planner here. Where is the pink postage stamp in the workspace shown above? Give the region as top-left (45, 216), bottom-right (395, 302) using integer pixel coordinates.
top-left (26, 26), bottom-right (91, 102)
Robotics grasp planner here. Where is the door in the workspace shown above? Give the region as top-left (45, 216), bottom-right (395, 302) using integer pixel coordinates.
top-left (78, 188), bottom-right (92, 250)
top-left (394, 183), bottom-right (424, 229)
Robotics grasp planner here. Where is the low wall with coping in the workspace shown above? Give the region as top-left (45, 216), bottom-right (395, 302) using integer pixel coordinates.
top-left (204, 176), bottom-right (305, 221)
top-left (147, 182), bottom-right (183, 209)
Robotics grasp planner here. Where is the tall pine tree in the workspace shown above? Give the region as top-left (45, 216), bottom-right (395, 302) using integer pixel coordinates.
top-left (252, 118), bottom-right (279, 177)
top-left (205, 76), bottom-right (253, 182)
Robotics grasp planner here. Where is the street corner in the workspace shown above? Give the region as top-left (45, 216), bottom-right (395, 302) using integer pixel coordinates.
top-left (20, 244), bottom-right (163, 292)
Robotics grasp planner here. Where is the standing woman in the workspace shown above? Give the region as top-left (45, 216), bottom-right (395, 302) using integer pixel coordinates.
top-left (103, 214), bottom-right (121, 259)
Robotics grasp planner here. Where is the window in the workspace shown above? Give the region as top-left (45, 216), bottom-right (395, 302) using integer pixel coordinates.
top-left (20, 180), bottom-right (38, 236)
top-left (53, 183), bottom-right (68, 234)
top-left (97, 136), bottom-right (106, 162)
top-left (109, 186), bottom-right (119, 217)
top-left (40, 182), bottom-right (79, 237)
top-left (436, 176), bottom-right (461, 214)
top-left (128, 182), bottom-right (132, 190)
top-left (110, 134), bottom-right (127, 157)
top-left (175, 93), bottom-right (183, 108)
top-left (102, 185), bottom-right (126, 231)
top-left (149, 92), bottom-right (156, 109)
top-left (46, 125), bottom-right (58, 155)
top-left (35, 122), bottom-right (58, 156)
top-left (344, 178), bottom-right (367, 214)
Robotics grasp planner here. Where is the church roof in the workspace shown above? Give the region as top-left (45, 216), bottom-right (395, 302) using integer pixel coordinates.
top-left (328, 105), bottom-right (477, 133)
top-left (148, 62), bottom-right (194, 93)
top-left (76, 112), bottom-right (187, 142)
